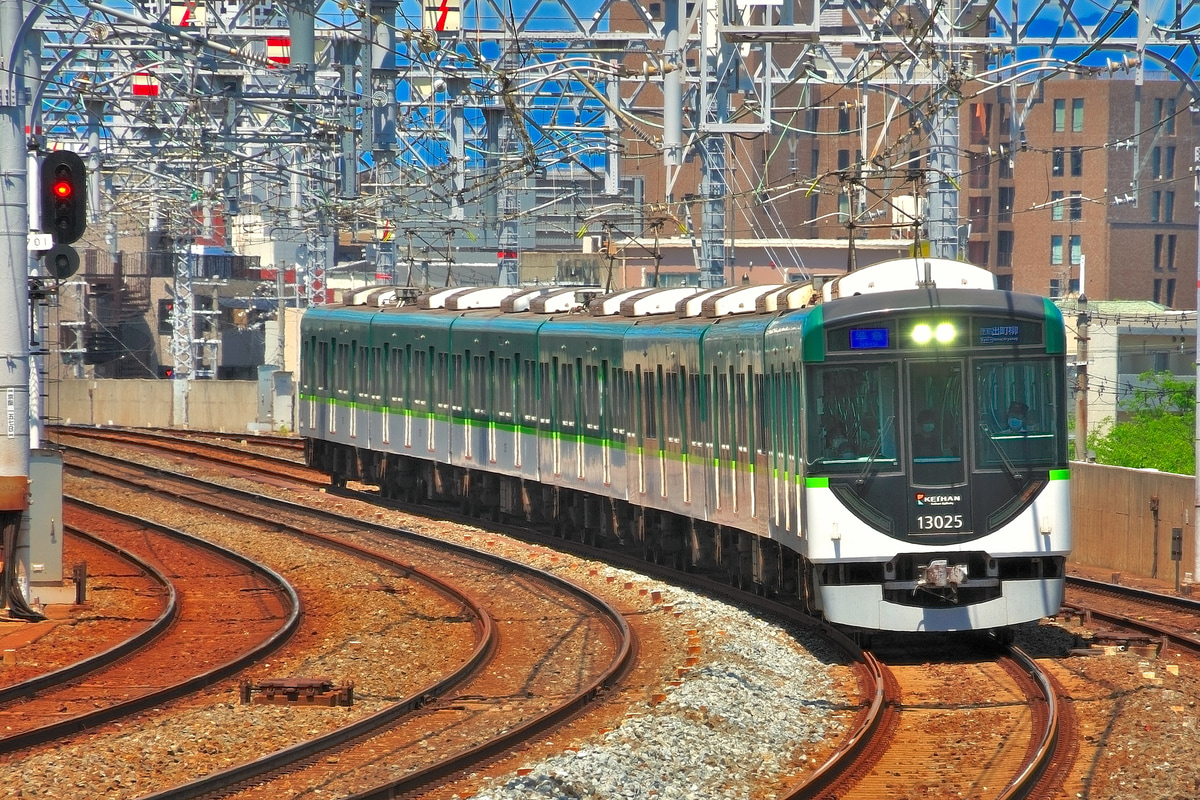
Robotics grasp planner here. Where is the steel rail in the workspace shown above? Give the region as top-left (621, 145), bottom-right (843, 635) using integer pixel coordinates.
top-left (0, 499), bottom-right (301, 754)
top-left (62, 445), bottom-right (634, 800)
top-left (0, 525), bottom-right (177, 705)
top-left (997, 645), bottom-right (1061, 800)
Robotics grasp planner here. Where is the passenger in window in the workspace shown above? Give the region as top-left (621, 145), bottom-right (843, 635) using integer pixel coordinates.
top-left (912, 410), bottom-right (942, 458)
top-left (826, 422), bottom-right (857, 459)
top-left (860, 413), bottom-right (893, 458)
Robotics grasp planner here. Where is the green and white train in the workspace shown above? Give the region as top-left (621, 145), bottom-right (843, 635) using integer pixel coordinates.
top-left (300, 257), bottom-right (1070, 633)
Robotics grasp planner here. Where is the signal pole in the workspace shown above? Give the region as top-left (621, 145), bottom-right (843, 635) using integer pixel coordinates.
top-left (0, 0), bottom-right (35, 618)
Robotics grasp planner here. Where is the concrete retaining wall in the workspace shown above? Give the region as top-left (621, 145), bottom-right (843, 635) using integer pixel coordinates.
top-left (51, 378), bottom-right (262, 432)
top-left (1070, 462), bottom-right (1196, 585)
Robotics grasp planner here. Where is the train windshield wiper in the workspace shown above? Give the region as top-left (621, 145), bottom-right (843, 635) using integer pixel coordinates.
top-left (855, 415), bottom-right (895, 489)
top-left (979, 422), bottom-right (1025, 482)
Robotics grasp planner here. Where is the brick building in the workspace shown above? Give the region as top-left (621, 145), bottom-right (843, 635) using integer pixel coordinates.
top-left (613, 19), bottom-right (1197, 306)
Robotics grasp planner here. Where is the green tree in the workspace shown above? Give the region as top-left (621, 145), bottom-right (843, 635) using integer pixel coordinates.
top-left (1087, 371), bottom-right (1196, 475)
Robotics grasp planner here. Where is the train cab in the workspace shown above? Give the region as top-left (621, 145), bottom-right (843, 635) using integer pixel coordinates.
top-left (796, 260), bottom-right (1071, 632)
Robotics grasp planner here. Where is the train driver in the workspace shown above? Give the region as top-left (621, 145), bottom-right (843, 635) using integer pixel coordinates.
top-left (1006, 401), bottom-right (1029, 432)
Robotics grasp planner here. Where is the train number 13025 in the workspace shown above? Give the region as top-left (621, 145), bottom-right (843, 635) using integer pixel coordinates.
top-left (916, 514), bottom-right (964, 530)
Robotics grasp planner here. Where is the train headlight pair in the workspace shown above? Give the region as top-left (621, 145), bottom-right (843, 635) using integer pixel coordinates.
top-left (912, 323), bottom-right (956, 344)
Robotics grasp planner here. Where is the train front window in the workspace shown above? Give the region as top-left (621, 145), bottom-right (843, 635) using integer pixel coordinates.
top-left (908, 360), bottom-right (965, 486)
top-left (974, 358), bottom-right (1065, 470)
top-left (806, 363), bottom-right (899, 475)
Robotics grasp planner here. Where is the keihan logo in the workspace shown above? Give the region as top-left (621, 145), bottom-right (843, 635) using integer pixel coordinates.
top-left (915, 493), bottom-right (961, 506)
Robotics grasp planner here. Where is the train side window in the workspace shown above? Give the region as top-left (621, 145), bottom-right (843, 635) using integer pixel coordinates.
top-left (584, 364), bottom-right (600, 432)
top-left (539, 361), bottom-right (552, 425)
top-left (523, 359), bottom-right (538, 425)
top-left (451, 354), bottom-right (465, 414)
top-left (376, 346), bottom-right (386, 400)
top-left (435, 353), bottom-right (449, 412)
top-left (783, 367), bottom-right (795, 468)
top-left (335, 342), bottom-right (351, 398)
top-left (315, 340), bottom-right (328, 392)
top-left (471, 355), bottom-right (487, 415)
top-left (389, 346), bottom-right (405, 405)
top-left (644, 366), bottom-right (659, 443)
top-left (553, 360), bottom-right (573, 432)
top-left (751, 367), bottom-right (763, 457)
top-left (681, 364), bottom-right (691, 448)
top-left (736, 368), bottom-right (749, 461)
top-left (411, 349), bottom-right (425, 408)
top-left (699, 369), bottom-right (712, 452)
top-left (688, 370), bottom-right (702, 450)
top-left (301, 340), bottom-right (312, 392)
top-left (634, 366), bottom-right (644, 441)
top-left (717, 368), bottom-right (731, 459)
top-left (498, 357), bottom-right (513, 421)
top-left (616, 368), bottom-right (633, 437)
top-left (355, 345), bottom-right (369, 400)
top-left (664, 368), bottom-right (680, 444)
top-left (761, 367), bottom-right (775, 460)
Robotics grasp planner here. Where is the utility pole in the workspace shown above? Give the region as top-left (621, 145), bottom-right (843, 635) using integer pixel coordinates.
top-left (0, 0), bottom-right (35, 618)
top-left (1075, 294), bottom-right (1089, 462)
top-left (1195, 155), bottom-right (1200, 589)
top-left (170, 236), bottom-right (193, 424)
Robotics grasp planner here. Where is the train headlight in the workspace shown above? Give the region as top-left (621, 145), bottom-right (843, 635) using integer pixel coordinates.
top-left (911, 323), bottom-right (955, 345)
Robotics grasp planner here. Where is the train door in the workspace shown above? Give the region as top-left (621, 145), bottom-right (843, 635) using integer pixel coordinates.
top-left (906, 360), bottom-right (970, 536)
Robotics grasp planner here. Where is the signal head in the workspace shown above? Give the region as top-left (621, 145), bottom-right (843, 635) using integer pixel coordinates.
top-left (40, 151), bottom-right (87, 245)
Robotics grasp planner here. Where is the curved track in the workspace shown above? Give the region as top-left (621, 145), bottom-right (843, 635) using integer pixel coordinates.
top-left (0, 526), bottom-right (174, 704)
top-left (802, 639), bottom-right (1067, 800)
top-left (0, 501), bottom-right (298, 753)
top-left (56, 443), bottom-right (635, 798)
top-left (1065, 575), bottom-right (1200, 654)
top-left (53, 425), bottom-right (320, 487)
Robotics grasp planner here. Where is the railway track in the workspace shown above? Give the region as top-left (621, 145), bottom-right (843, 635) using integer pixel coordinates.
top-left (40, 429), bottom-right (1095, 799)
top-left (0, 501), bottom-right (297, 753)
top-left (39, 445), bottom-right (635, 798)
top-left (811, 639), bottom-right (1068, 800)
top-left (55, 424), bottom-right (305, 453)
top-left (0, 531), bottom-right (162, 687)
top-left (52, 424), bottom-right (319, 487)
top-left (1064, 575), bottom-right (1200, 655)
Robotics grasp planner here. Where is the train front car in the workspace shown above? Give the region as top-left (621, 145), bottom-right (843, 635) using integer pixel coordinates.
top-left (793, 264), bottom-right (1070, 633)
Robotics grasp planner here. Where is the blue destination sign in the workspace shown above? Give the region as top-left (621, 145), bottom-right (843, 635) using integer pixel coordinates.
top-left (979, 324), bottom-right (1020, 344)
top-left (849, 327), bottom-right (890, 349)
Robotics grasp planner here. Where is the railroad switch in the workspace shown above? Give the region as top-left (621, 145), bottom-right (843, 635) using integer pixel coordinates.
top-left (239, 677), bottom-right (354, 707)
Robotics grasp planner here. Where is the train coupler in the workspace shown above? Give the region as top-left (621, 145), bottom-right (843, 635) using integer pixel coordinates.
top-left (914, 559), bottom-right (969, 599)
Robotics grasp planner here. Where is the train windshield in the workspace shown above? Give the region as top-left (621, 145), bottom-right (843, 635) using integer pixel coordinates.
top-left (973, 357), bottom-right (1066, 470)
top-left (806, 363), bottom-right (899, 475)
top-left (908, 360), bottom-right (965, 486)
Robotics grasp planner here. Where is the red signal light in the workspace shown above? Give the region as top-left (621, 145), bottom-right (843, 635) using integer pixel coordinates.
top-left (53, 180), bottom-right (72, 199)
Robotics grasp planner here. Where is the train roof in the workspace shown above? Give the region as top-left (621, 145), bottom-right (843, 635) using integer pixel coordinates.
top-left (309, 258), bottom-right (1049, 326)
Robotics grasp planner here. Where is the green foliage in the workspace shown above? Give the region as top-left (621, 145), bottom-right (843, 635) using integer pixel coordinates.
top-left (1087, 371), bottom-right (1196, 475)
top-left (1127, 370), bottom-right (1195, 415)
